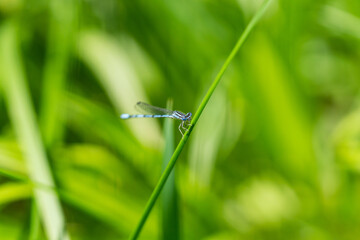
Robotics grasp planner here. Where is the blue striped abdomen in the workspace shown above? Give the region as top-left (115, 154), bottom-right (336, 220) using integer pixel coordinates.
top-left (120, 114), bottom-right (171, 119)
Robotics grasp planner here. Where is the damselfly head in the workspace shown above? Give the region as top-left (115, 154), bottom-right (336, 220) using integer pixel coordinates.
top-left (185, 112), bottom-right (192, 121)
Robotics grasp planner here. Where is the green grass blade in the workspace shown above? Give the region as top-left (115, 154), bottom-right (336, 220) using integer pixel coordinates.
top-left (161, 99), bottom-right (179, 240)
top-left (190, 0), bottom-right (272, 128)
top-left (320, 5), bottom-right (360, 39)
top-left (77, 30), bottom-right (163, 147)
top-left (40, 0), bottom-right (77, 147)
top-left (0, 167), bottom-right (27, 181)
top-left (29, 201), bottom-right (41, 240)
top-left (0, 139), bottom-right (27, 175)
top-left (244, 35), bottom-right (316, 179)
top-left (0, 182), bottom-right (32, 205)
top-left (128, 0), bottom-right (272, 239)
top-left (0, 21), bottom-right (70, 240)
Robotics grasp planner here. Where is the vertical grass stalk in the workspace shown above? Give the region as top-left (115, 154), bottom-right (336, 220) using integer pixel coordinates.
top-left (40, 0), bottom-right (77, 147)
top-left (161, 99), bottom-right (179, 240)
top-left (0, 21), bottom-right (70, 240)
top-left (129, 0), bottom-right (272, 239)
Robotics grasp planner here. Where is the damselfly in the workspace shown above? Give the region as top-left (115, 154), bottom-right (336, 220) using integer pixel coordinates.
top-left (120, 102), bottom-right (192, 136)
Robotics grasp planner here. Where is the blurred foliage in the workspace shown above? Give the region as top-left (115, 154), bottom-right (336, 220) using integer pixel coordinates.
top-left (0, 0), bottom-right (360, 239)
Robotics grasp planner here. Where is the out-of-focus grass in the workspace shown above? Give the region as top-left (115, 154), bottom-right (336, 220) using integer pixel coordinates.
top-left (129, 2), bottom-right (272, 238)
top-left (77, 30), bottom-right (164, 148)
top-left (244, 34), bottom-right (316, 180)
top-left (0, 0), bottom-right (360, 239)
top-left (40, 0), bottom-right (77, 148)
top-left (0, 21), bottom-right (69, 239)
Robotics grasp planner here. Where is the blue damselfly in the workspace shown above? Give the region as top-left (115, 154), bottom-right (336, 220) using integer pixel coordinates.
top-left (120, 102), bottom-right (192, 136)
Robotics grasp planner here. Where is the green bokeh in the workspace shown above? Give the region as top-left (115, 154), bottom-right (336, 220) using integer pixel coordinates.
top-left (0, 0), bottom-right (360, 239)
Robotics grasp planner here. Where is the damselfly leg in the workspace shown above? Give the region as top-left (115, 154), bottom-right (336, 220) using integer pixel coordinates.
top-left (178, 120), bottom-right (192, 136)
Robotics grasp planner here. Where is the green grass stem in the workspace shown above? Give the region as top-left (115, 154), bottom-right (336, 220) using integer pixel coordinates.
top-left (0, 21), bottom-right (70, 240)
top-left (128, 0), bottom-right (272, 239)
top-left (40, 0), bottom-right (77, 147)
top-left (29, 201), bottom-right (41, 240)
top-left (161, 99), bottom-right (179, 240)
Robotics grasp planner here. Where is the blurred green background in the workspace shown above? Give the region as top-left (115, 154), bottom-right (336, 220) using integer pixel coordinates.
top-left (1, 0), bottom-right (360, 239)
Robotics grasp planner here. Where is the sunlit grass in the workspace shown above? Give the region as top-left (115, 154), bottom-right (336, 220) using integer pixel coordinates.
top-left (129, 0), bottom-right (272, 238)
top-left (0, 0), bottom-right (360, 239)
top-left (0, 21), bottom-right (69, 239)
